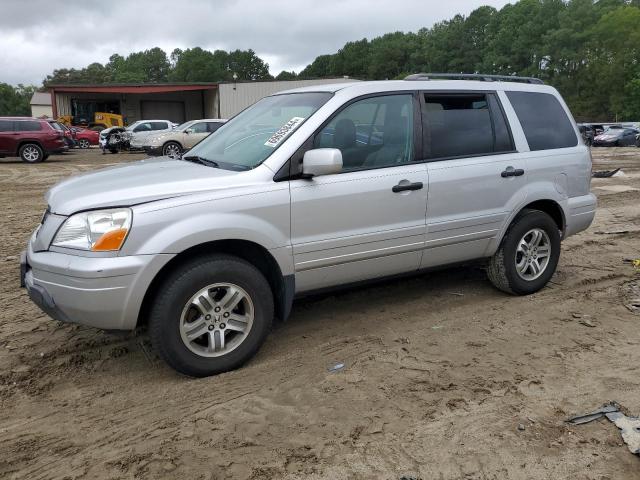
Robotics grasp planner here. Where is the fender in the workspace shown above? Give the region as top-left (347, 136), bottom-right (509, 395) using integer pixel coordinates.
top-left (486, 182), bottom-right (567, 256)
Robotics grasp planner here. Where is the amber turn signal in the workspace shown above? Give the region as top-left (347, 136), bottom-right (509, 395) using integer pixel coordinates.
top-left (91, 228), bottom-right (129, 251)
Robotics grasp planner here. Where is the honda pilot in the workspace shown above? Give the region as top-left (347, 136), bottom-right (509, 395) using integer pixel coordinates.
top-left (21, 75), bottom-right (596, 376)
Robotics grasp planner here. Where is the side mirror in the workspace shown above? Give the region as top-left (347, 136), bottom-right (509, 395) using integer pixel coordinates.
top-left (185, 128), bottom-right (193, 134)
top-left (302, 148), bottom-right (343, 178)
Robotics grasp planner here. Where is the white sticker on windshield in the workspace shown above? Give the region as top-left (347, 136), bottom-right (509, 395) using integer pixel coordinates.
top-left (264, 117), bottom-right (305, 148)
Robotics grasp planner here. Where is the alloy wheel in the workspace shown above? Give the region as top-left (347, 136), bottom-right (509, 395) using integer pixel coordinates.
top-left (514, 228), bottom-right (551, 281)
top-left (179, 283), bottom-right (254, 357)
top-left (164, 143), bottom-right (181, 158)
top-left (22, 145), bottom-right (40, 162)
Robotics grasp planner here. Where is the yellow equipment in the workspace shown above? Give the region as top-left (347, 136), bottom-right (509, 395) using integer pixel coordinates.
top-left (56, 112), bottom-right (124, 130)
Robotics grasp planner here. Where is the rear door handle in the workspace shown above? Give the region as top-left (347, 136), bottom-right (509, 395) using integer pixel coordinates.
top-left (392, 181), bottom-right (423, 193)
top-left (501, 166), bottom-right (525, 178)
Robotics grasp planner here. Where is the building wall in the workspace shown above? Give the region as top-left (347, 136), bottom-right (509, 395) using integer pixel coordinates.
top-left (31, 104), bottom-right (53, 118)
top-left (54, 90), bottom-right (216, 124)
top-left (218, 78), bottom-right (356, 118)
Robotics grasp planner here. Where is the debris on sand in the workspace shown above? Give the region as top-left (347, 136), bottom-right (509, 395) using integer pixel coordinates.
top-left (567, 402), bottom-right (640, 455)
top-left (328, 362), bottom-right (345, 373)
top-left (592, 168), bottom-right (621, 178)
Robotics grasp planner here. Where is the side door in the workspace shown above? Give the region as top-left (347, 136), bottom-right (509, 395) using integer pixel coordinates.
top-left (184, 122), bottom-right (210, 148)
top-left (421, 91), bottom-right (526, 268)
top-left (289, 93), bottom-right (429, 293)
top-left (0, 120), bottom-right (16, 154)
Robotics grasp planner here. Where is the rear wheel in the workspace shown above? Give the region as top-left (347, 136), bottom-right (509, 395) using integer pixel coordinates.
top-left (487, 209), bottom-right (560, 295)
top-left (163, 141), bottom-right (182, 158)
top-left (78, 139), bottom-right (90, 149)
top-left (149, 254), bottom-right (274, 377)
top-left (19, 143), bottom-right (44, 163)
top-left (109, 148), bottom-right (118, 154)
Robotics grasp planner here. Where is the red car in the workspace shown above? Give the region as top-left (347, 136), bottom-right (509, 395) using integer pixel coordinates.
top-left (0, 117), bottom-right (66, 163)
top-left (72, 128), bottom-right (100, 148)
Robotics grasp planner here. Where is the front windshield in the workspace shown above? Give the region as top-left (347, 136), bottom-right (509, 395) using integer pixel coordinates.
top-left (186, 92), bottom-right (332, 170)
top-left (175, 121), bottom-right (194, 131)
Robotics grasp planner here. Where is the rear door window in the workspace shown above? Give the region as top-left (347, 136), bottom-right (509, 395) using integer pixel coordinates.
top-left (506, 91), bottom-right (578, 151)
top-left (150, 121), bottom-right (169, 130)
top-left (422, 93), bottom-right (514, 159)
top-left (16, 121), bottom-right (42, 132)
top-left (0, 120), bottom-right (13, 132)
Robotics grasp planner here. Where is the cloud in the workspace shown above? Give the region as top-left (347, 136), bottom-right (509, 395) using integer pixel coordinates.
top-left (0, 0), bottom-right (512, 85)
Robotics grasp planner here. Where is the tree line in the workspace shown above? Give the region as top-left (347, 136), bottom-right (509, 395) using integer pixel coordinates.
top-left (1, 0), bottom-right (639, 120)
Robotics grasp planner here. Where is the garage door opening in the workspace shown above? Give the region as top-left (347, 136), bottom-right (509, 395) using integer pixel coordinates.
top-left (141, 101), bottom-right (186, 123)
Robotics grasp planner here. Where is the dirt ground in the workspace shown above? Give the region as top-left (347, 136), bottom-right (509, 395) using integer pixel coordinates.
top-left (0, 147), bottom-right (639, 479)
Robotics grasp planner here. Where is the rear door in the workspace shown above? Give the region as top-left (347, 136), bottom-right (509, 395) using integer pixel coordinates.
top-left (0, 120), bottom-right (16, 154)
top-left (422, 91), bottom-right (526, 268)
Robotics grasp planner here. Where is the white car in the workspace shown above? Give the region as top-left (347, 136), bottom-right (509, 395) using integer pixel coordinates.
top-left (99, 120), bottom-right (175, 151)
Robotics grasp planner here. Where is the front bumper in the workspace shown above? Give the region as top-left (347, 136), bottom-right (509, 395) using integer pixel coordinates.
top-left (21, 240), bottom-right (174, 330)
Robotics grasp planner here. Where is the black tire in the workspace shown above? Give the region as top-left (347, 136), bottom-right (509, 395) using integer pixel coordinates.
top-left (162, 141), bottom-right (182, 158)
top-left (42, 153), bottom-right (49, 161)
top-left (78, 139), bottom-right (90, 149)
top-left (487, 209), bottom-right (561, 295)
top-left (149, 254), bottom-right (274, 377)
top-left (109, 148), bottom-right (118, 154)
top-left (19, 143), bottom-right (44, 163)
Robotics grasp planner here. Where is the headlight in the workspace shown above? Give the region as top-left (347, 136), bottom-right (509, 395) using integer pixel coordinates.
top-left (52, 208), bottom-right (132, 251)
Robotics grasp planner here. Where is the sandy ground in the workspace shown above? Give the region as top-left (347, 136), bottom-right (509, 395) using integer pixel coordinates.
top-left (0, 147), bottom-right (639, 479)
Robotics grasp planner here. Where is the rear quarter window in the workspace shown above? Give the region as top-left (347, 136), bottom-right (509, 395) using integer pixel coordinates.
top-left (0, 120), bottom-right (13, 132)
top-left (506, 91), bottom-right (578, 151)
top-left (15, 121), bottom-right (43, 132)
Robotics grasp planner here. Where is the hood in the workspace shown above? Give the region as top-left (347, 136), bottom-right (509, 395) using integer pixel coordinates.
top-left (46, 157), bottom-right (236, 215)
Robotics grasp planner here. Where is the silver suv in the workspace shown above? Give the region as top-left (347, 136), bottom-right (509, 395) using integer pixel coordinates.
top-left (21, 75), bottom-right (596, 377)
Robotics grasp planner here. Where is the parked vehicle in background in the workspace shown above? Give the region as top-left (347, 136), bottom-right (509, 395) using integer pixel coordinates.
top-left (144, 119), bottom-right (227, 157)
top-left (52, 122), bottom-right (77, 149)
top-left (72, 128), bottom-right (99, 148)
top-left (127, 120), bottom-right (174, 150)
top-left (577, 124), bottom-right (595, 146)
top-left (0, 117), bottom-right (66, 162)
top-left (593, 127), bottom-right (640, 146)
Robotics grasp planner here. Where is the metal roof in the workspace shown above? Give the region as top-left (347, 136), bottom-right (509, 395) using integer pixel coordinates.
top-left (30, 92), bottom-right (52, 105)
top-left (46, 83), bottom-right (218, 94)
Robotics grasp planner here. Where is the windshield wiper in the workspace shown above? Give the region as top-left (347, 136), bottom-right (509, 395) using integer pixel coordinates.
top-left (182, 155), bottom-right (219, 168)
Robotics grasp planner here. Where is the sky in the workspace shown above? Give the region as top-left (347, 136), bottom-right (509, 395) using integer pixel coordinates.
top-left (0, 0), bottom-right (512, 86)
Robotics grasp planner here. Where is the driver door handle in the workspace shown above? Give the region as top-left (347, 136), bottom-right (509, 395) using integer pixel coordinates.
top-left (392, 182), bottom-right (423, 193)
top-left (501, 166), bottom-right (525, 178)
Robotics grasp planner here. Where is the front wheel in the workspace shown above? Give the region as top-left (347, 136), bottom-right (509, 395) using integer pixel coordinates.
top-left (78, 139), bottom-right (90, 149)
top-left (163, 141), bottom-right (182, 158)
top-left (487, 209), bottom-right (560, 295)
top-left (149, 254), bottom-right (274, 377)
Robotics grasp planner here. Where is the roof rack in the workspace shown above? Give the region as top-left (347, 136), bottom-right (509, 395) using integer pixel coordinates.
top-left (404, 73), bottom-right (544, 85)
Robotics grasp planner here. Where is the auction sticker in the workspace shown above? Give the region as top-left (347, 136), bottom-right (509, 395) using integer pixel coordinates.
top-left (264, 117), bottom-right (305, 147)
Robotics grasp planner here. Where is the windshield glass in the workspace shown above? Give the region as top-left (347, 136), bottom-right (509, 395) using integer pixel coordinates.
top-left (185, 92), bottom-right (332, 170)
top-left (175, 121), bottom-right (194, 131)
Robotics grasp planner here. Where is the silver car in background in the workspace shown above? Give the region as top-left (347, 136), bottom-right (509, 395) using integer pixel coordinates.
top-left (22, 75), bottom-right (596, 377)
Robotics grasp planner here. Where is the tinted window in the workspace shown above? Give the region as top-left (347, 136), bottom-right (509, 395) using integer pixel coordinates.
top-left (0, 120), bottom-right (13, 132)
top-left (423, 94), bottom-right (512, 159)
top-left (16, 121), bottom-right (42, 132)
top-left (314, 94), bottom-right (414, 171)
top-left (133, 122), bottom-right (152, 132)
top-left (506, 91), bottom-right (577, 151)
top-left (487, 94), bottom-right (513, 152)
top-left (150, 121), bottom-right (168, 130)
top-left (207, 122), bottom-right (223, 133)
